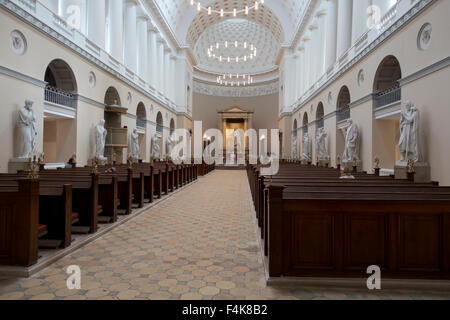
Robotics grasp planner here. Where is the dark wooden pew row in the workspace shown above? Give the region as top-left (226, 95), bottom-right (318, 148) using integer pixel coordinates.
top-left (0, 177), bottom-right (73, 266)
top-left (247, 164), bottom-right (450, 280)
top-left (41, 169), bottom-right (118, 225)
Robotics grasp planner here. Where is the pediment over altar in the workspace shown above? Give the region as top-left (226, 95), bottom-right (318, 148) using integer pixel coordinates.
top-left (218, 106), bottom-right (254, 115)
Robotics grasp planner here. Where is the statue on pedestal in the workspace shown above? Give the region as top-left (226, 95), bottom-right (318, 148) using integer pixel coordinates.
top-left (129, 128), bottom-right (139, 161)
top-left (232, 129), bottom-right (242, 153)
top-left (342, 119), bottom-right (359, 162)
top-left (292, 133), bottom-right (297, 160)
top-left (166, 132), bottom-right (176, 160)
top-left (301, 133), bottom-right (310, 161)
top-left (399, 101), bottom-right (419, 162)
top-left (17, 99), bottom-right (37, 159)
top-left (152, 132), bottom-right (162, 160)
top-left (95, 119), bottom-right (107, 160)
top-left (316, 128), bottom-right (329, 161)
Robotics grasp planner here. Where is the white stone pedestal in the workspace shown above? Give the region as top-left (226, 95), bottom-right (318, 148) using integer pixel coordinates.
top-left (395, 161), bottom-right (430, 183)
top-left (8, 158), bottom-right (30, 173)
top-left (342, 160), bottom-right (362, 172)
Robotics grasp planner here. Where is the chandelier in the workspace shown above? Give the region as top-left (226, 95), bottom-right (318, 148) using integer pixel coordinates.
top-left (217, 74), bottom-right (254, 87)
top-left (208, 41), bottom-right (257, 63)
top-left (189, 0), bottom-right (265, 17)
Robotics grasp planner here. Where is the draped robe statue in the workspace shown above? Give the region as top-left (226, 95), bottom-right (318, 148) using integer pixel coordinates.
top-left (301, 133), bottom-right (310, 161)
top-left (292, 134), bottom-right (297, 159)
top-left (17, 99), bottom-right (37, 159)
top-left (316, 128), bottom-right (329, 160)
top-left (232, 129), bottom-right (242, 153)
top-left (166, 132), bottom-right (176, 160)
top-left (95, 120), bottom-right (107, 160)
top-left (342, 119), bottom-right (359, 162)
top-left (152, 133), bottom-right (162, 160)
top-left (399, 101), bottom-right (419, 162)
top-left (129, 129), bottom-right (139, 161)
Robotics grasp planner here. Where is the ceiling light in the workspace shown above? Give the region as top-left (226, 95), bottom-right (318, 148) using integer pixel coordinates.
top-left (188, 0), bottom-right (265, 17)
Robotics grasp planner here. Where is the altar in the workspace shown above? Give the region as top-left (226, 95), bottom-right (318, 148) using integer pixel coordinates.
top-left (217, 106), bottom-right (254, 162)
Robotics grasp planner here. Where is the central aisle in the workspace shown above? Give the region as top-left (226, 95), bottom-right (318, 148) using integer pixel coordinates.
top-left (1, 171), bottom-right (449, 300)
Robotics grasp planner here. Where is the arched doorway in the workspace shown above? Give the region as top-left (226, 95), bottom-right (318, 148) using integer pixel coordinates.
top-left (136, 103), bottom-right (147, 160)
top-left (155, 112), bottom-right (164, 159)
top-left (302, 113), bottom-right (309, 158)
top-left (373, 56), bottom-right (403, 172)
top-left (43, 59), bottom-right (77, 164)
top-left (170, 118), bottom-right (175, 135)
top-left (337, 86), bottom-right (350, 122)
top-left (292, 119), bottom-right (298, 158)
top-left (374, 55), bottom-right (402, 109)
top-left (336, 86), bottom-right (351, 161)
top-left (316, 102), bottom-right (324, 130)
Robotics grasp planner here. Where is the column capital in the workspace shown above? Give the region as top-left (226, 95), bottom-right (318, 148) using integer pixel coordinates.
top-left (148, 23), bottom-right (158, 33)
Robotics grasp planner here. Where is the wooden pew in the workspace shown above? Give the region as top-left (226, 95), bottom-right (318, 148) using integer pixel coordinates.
top-left (0, 179), bottom-right (39, 266)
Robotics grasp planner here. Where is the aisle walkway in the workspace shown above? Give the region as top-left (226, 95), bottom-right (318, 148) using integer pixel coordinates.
top-left (0, 171), bottom-right (449, 300)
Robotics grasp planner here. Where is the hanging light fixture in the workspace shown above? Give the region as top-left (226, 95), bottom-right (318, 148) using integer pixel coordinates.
top-left (216, 74), bottom-right (255, 87)
top-left (207, 41), bottom-right (257, 64)
top-left (188, 0), bottom-right (265, 17)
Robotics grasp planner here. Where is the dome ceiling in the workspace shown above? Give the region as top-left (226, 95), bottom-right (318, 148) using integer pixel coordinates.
top-left (147, 0), bottom-right (310, 89)
top-left (194, 19), bottom-right (279, 75)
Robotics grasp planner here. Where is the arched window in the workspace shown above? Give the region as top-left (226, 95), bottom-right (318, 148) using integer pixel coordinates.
top-left (337, 86), bottom-right (351, 122)
top-left (316, 102), bottom-right (324, 129)
top-left (373, 55), bottom-right (402, 109)
top-left (136, 103), bottom-right (147, 129)
top-left (44, 59), bottom-right (77, 108)
top-left (156, 112), bottom-right (163, 133)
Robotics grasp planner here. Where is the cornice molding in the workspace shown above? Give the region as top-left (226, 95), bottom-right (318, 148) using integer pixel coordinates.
top-left (193, 81), bottom-right (279, 98)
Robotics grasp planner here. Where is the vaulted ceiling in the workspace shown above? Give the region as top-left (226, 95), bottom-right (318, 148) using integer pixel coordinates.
top-left (148, 0), bottom-right (310, 84)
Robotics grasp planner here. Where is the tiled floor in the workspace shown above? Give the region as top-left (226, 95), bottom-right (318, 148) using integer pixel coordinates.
top-left (0, 170), bottom-right (449, 300)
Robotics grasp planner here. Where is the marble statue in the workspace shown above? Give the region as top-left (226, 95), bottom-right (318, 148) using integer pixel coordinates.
top-left (129, 129), bottom-right (139, 161)
top-left (152, 132), bottom-right (162, 160)
top-left (95, 120), bottom-right (108, 160)
top-left (292, 134), bottom-right (297, 159)
top-left (17, 99), bottom-right (37, 159)
top-left (301, 133), bottom-right (310, 161)
top-left (232, 129), bottom-right (242, 152)
top-left (316, 128), bottom-right (329, 160)
top-left (399, 101), bottom-right (419, 162)
top-left (342, 119), bottom-right (359, 162)
top-left (166, 132), bottom-right (176, 159)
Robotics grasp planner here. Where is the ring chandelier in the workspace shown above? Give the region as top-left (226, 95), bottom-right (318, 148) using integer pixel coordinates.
top-left (189, 0), bottom-right (265, 17)
top-left (207, 41), bottom-right (257, 63)
top-left (216, 74), bottom-right (254, 87)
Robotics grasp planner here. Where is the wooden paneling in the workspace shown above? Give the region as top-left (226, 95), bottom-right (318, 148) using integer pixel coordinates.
top-left (398, 214), bottom-right (441, 272)
top-left (344, 214), bottom-right (387, 271)
top-left (0, 206), bottom-right (13, 260)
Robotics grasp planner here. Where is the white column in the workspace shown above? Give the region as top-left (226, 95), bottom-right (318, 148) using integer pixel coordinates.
top-left (107, 0), bottom-right (123, 61)
top-left (336, 0), bottom-right (353, 60)
top-left (316, 11), bottom-right (327, 80)
top-left (164, 49), bottom-right (171, 98)
top-left (170, 56), bottom-right (176, 102)
top-left (137, 16), bottom-right (148, 80)
top-left (352, 0), bottom-right (371, 45)
top-left (87, 0), bottom-right (105, 48)
top-left (157, 38), bottom-right (165, 94)
top-left (123, 0), bottom-right (137, 71)
top-left (302, 34), bottom-right (311, 92)
top-left (297, 45), bottom-right (305, 98)
top-left (308, 23), bottom-right (318, 85)
top-left (147, 26), bottom-right (158, 88)
top-left (325, 0), bottom-right (338, 71)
